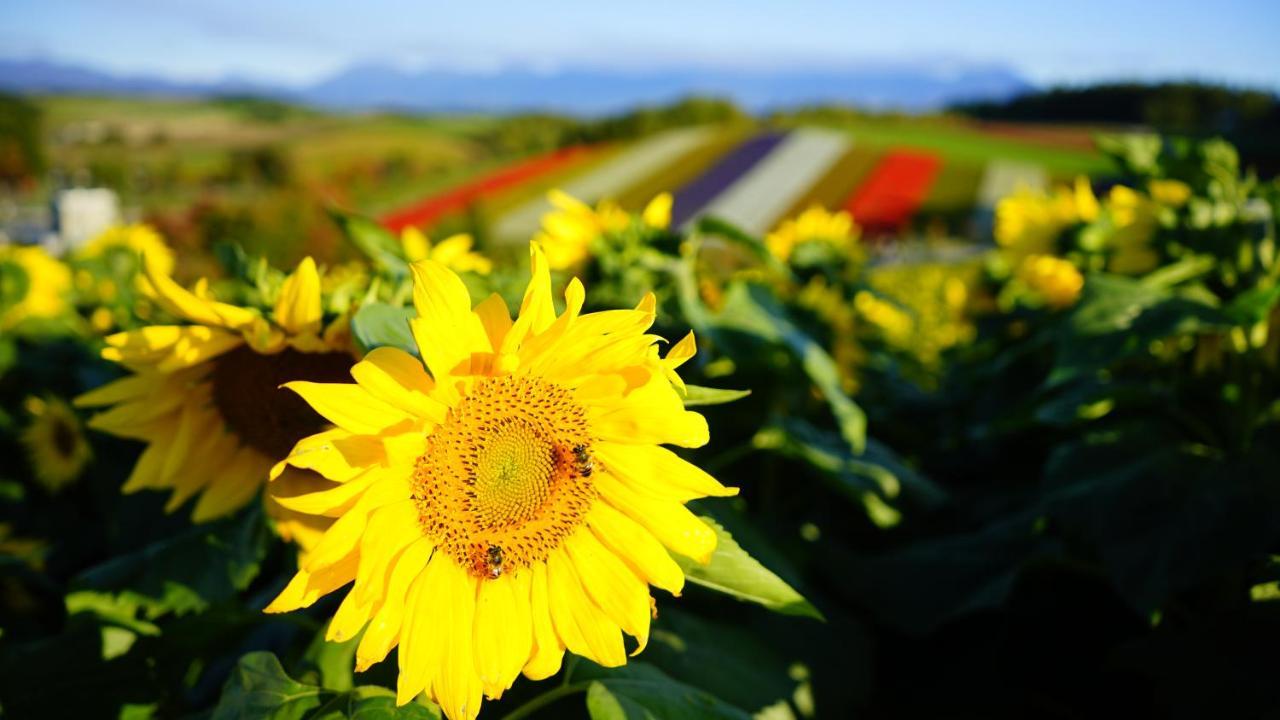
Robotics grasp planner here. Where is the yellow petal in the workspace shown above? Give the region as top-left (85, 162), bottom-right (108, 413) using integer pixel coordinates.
top-left (522, 561), bottom-right (564, 681)
top-left (473, 571), bottom-right (533, 698)
top-left (274, 257), bottom-right (323, 334)
top-left (273, 428), bottom-right (385, 483)
top-left (595, 442), bottom-right (736, 501)
top-left (192, 447), bottom-right (270, 522)
top-left (547, 547), bottom-right (625, 667)
top-left (142, 251), bottom-right (259, 330)
top-left (74, 373), bottom-right (154, 408)
top-left (514, 243), bottom-right (556, 342)
top-left (473, 293), bottom-right (513, 353)
top-left (284, 381), bottom-right (414, 435)
top-left (594, 472), bottom-right (717, 564)
top-left (265, 551), bottom-right (359, 613)
top-left (356, 537), bottom-right (434, 671)
top-left (642, 192), bottom-right (673, 229)
top-left (352, 499), bottom-right (424, 606)
top-left (587, 501), bottom-right (685, 596)
top-left (270, 467), bottom-right (379, 517)
top-left (564, 529), bottom-right (651, 655)
top-left (401, 227), bottom-right (431, 263)
top-left (303, 469), bottom-right (413, 573)
top-left (327, 586), bottom-right (374, 643)
top-left (408, 259), bottom-right (489, 382)
top-left (350, 347), bottom-right (446, 423)
top-left (589, 370), bottom-right (709, 448)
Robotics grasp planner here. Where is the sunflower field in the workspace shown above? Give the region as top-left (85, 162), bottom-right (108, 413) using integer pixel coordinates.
top-left (2, 133), bottom-right (1279, 719)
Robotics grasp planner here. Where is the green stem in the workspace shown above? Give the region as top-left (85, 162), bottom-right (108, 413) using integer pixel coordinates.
top-left (499, 682), bottom-right (592, 720)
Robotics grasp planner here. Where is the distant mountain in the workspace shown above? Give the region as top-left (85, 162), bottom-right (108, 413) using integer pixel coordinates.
top-left (0, 58), bottom-right (281, 99)
top-left (0, 57), bottom-right (1032, 114)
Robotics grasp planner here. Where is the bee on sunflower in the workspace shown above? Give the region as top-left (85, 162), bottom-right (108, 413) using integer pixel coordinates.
top-left (265, 242), bottom-right (735, 720)
top-left (75, 254), bottom-right (360, 539)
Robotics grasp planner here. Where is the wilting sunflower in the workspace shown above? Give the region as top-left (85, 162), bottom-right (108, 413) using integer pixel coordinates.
top-left (400, 228), bottom-right (492, 275)
top-left (534, 190), bottom-right (673, 270)
top-left (766, 205), bottom-right (860, 264)
top-left (75, 255), bottom-right (358, 528)
top-left (21, 396), bottom-right (92, 493)
top-left (265, 243), bottom-right (734, 720)
top-left (0, 245), bottom-right (72, 331)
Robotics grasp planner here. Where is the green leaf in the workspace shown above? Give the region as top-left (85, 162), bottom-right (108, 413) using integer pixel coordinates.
top-left (352, 302), bottom-right (419, 358)
top-left (73, 503), bottom-right (268, 618)
top-left (585, 663), bottom-right (752, 720)
top-left (682, 385), bottom-right (751, 407)
top-left (1222, 283), bottom-right (1280, 326)
top-left (752, 418), bottom-right (944, 526)
top-left (212, 651), bottom-right (327, 720)
top-left (212, 652), bottom-right (441, 720)
top-left (330, 209), bottom-right (410, 279)
top-left (674, 516), bottom-right (822, 620)
top-left (715, 283), bottom-right (866, 455)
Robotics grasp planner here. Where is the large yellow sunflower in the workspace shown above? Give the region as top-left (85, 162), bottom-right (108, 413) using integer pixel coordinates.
top-left (0, 245), bottom-right (72, 330)
top-left (264, 243), bottom-right (734, 720)
top-left (21, 395), bottom-right (93, 493)
top-left (75, 255), bottom-right (358, 532)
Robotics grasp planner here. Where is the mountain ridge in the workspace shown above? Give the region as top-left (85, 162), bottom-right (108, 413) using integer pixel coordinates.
top-left (0, 56), bottom-right (1033, 114)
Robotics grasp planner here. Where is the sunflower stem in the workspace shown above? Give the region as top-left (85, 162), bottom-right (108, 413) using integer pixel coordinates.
top-left (499, 681), bottom-right (591, 720)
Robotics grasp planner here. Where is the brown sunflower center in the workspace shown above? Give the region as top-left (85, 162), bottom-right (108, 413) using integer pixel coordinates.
top-left (51, 416), bottom-right (79, 458)
top-left (412, 375), bottom-right (596, 579)
top-left (210, 345), bottom-right (353, 458)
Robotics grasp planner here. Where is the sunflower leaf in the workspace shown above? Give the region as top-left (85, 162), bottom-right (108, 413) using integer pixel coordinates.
top-left (329, 208), bottom-right (410, 280)
top-left (675, 516), bottom-right (823, 620)
top-left (351, 302), bottom-right (419, 358)
top-left (682, 385), bottom-right (751, 406)
top-left (212, 651), bottom-right (441, 720)
top-left (584, 662), bottom-right (752, 720)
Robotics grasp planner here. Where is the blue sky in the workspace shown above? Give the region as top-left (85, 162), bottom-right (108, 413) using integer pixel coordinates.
top-left (3, 0), bottom-right (1278, 89)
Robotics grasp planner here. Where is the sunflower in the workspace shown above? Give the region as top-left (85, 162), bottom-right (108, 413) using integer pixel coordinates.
top-left (1016, 254), bottom-right (1084, 309)
top-left (75, 254), bottom-right (359, 528)
top-left (0, 245), bottom-right (72, 330)
top-left (77, 223), bottom-right (175, 278)
top-left (534, 190), bottom-right (673, 270)
top-left (1101, 185), bottom-right (1160, 275)
top-left (766, 205), bottom-right (860, 264)
top-left (400, 228), bottom-right (492, 275)
top-left (264, 243), bottom-right (735, 720)
top-left (21, 396), bottom-right (92, 493)
top-left (995, 177), bottom-right (1098, 263)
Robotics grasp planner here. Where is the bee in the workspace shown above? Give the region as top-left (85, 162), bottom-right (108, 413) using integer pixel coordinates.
top-left (572, 444), bottom-right (593, 477)
top-left (470, 544), bottom-right (504, 579)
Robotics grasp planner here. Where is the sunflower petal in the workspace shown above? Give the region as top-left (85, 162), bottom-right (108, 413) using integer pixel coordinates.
top-left (473, 571), bottom-right (533, 698)
top-left (274, 257), bottom-right (323, 334)
top-left (595, 472), bottom-right (717, 564)
top-left (284, 381), bottom-right (414, 435)
top-left (350, 347), bottom-right (446, 423)
top-left (587, 501), bottom-right (685, 595)
top-left (357, 537), bottom-right (434, 672)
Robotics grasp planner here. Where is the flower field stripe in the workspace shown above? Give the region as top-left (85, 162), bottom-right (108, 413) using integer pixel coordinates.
top-left (669, 132), bottom-right (788, 228)
top-left (381, 145), bottom-right (602, 233)
top-left (492, 127), bottom-right (717, 241)
top-left (842, 149), bottom-right (943, 235)
top-left (775, 145), bottom-right (882, 222)
top-left (684, 129), bottom-right (850, 236)
top-left (919, 160), bottom-right (984, 235)
top-left (972, 159), bottom-right (1047, 239)
top-left (612, 128), bottom-right (750, 212)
